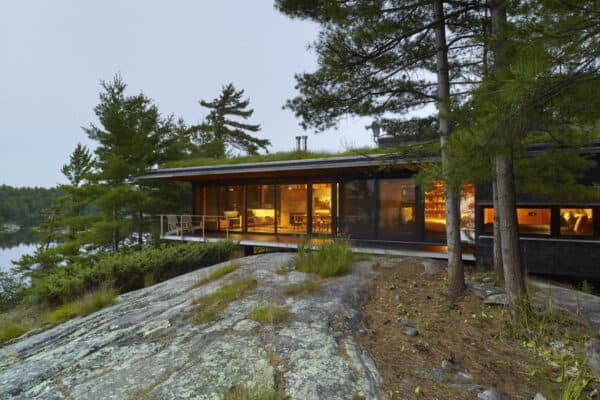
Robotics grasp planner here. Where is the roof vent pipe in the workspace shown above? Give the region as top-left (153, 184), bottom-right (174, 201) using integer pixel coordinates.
top-left (302, 135), bottom-right (307, 152)
top-left (295, 136), bottom-right (301, 151)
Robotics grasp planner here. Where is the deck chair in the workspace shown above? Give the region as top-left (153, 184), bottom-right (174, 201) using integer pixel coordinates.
top-left (182, 214), bottom-right (203, 233)
top-left (166, 215), bottom-right (180, 235)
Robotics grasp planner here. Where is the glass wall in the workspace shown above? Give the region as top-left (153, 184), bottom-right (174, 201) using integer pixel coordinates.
top-left (246, 184), bottom-right (275, 233)
top-left (205, 186), bottom-right (219, 230)
top-left (342, 180), bottom-right (375, 239)
top-left (378, 179), bottom-right (416, 238)
top-left (312, 183), bottom-right (332, 234)
top-left (424, 181), bottom-right (446, 241)
top-left (219, 185), bottom-right (243, 231)
top-left (560, 208), bottom-right (594, 236)
top-left (277, 184), bottom-right (307, 234)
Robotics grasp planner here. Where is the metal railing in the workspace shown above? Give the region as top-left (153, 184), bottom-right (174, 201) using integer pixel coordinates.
top-left (159, 214), bottom-right (241, 241)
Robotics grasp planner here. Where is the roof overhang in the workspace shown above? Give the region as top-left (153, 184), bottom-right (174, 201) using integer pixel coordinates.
top-left (138, 153), bottom-right (438, 182)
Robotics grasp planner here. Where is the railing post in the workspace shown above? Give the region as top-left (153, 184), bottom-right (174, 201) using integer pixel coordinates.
top-left (202, 215), bottom-right (205, 242)
top-left (160, 215), bottom-right (163, 237)
top-left (180, 215), bottom-right (184, 241)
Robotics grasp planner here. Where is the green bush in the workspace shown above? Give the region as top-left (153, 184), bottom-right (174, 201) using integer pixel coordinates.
top-left (294, 238), bottom-right (354, 277)
top-left (29, 240), bottom-right (237, 307)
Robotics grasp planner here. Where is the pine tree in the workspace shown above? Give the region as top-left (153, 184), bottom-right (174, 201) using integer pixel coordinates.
top-left (84, 74), bottom-right (175, 251)
top-left (276, 0), bottom-right (489, 296)
top-left (191, 83), bottom-right (270, 158)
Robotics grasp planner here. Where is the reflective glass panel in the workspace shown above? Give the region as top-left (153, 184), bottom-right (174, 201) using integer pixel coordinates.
top-left (312, 183), bottom-right (332, 234)
top-left (277, 184), bottom-right (307, 234)
top-left (246, 184), bottom-right (275, 233)
top-left (378, 179), bottom-right (416, 238)
top-left (342, 180), bottom-right (375, 239)
top-left (560, 208), bottom-right (594, 236)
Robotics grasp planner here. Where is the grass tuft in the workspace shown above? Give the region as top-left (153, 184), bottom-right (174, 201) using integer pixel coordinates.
top-left (45, 286), bottom-right (116, 324)
top-left (191, 276), bottom-right (257, 325)
top-left (294, 237), bottom-right (354, 277)
top-left (0, 323), bottom-right (29, 344)
top-left (282, 280), bottom-right (320, 297)
top-left (246, 303), bottom-right (290, 325)
top-left (191, 261), bottom-right (240, 289)
top-left (273, 266), bottom-right (289, 275)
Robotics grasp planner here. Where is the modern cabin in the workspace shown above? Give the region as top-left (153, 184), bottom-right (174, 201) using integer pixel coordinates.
top-left (141, 147), bottom-right (600, 278)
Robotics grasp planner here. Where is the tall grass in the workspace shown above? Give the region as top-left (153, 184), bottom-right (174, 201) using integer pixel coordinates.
top-left (191, 261), bottom-right (240, 289)
top-left (246, 303), bottom-right (290, 325)
top-left (294, 238), bottom-right (354, 277)
top-left (191, 276), bottom-right (257, 324)
top-left (45, 286), bottom-right (116, 324)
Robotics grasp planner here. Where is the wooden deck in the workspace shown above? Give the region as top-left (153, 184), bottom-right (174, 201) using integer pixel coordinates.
top-left (160, 231), bottom-right (476, 261)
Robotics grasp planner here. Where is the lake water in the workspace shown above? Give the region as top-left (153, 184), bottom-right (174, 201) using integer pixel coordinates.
top-left (0, 243), bottom-right (37, 273)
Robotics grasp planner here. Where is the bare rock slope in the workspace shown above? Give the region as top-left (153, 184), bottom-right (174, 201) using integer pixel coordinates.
top-left (0, 253), bottom-right (384, 399)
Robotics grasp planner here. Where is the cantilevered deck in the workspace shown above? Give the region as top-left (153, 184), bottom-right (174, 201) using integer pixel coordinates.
top-left (159, 215), bottom-right (475, 261)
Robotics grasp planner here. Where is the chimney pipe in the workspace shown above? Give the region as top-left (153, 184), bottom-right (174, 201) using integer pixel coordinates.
top-left (302, 135), bottom-right (307, 152)
top-left (295, 136), bottom-right (301, 151)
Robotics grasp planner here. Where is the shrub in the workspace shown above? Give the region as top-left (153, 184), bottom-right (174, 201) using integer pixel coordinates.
top-left (246, 303), bottom-right (290, 324)
top-left (294, 238), bottom-right (354, 277)
top-left (29, 240), bottom-right (237, 307)
top-left (0, 306), bottom-right (37, 345)
top-left (191, 276), bottom-right (256, 325)
top-left (191, 261), bottom-right (240, 289)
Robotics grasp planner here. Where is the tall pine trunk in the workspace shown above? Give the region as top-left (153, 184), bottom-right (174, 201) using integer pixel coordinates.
top-left (433, 0), bottom-right (465, 297)
top-left (492, 181), bottom-right (504, 282)
top-left (489, 0), bottom-right (526, 311)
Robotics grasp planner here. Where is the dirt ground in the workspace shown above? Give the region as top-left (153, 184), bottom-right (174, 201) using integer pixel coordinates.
top-left (358, 258), bottom-right (543, 400)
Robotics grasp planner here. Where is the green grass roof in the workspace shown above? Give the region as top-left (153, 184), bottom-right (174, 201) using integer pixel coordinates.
top-left (161, 143), bottom-right (441, 169)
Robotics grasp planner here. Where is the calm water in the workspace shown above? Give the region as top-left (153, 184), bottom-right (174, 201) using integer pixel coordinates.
top-left (0, 244), bottom-right (37, 273)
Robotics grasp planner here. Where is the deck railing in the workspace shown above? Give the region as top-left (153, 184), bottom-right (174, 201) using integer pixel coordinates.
top-left (159, 214), bottom-right (240, 240)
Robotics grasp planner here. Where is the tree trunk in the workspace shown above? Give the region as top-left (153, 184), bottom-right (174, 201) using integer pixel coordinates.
top-left (494, 152), bottom-right (526, 308)
top-left (492, 181), bottom-right (504, 282)
top-left (138, 210), bottom-right (144, 249)
top-left (489, 0), bottom-right (527, 311)
top-left (433, 0), bottom-right (465, 297)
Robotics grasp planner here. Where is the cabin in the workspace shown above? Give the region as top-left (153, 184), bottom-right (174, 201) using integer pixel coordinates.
top-left (140, 146), bottom-right (600, 279)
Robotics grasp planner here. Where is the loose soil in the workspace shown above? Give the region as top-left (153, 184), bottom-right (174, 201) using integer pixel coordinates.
top-left (358, 258), bottom-right (542, 400)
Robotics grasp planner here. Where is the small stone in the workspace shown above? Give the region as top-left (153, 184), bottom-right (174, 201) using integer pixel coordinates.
top-left (482, 276), bottom-right (495, 283)
top-left (441, 359), bottom-right (456, 370)
top-left (426, 295), bottom-right (432, 300)
top-left (389, 285), bottom-right (396, 290)
top-left (399, 319), bottom-right (416, 328)
top-left (477, 388), bottom-right (505, 400)
top-left (403, 328), bottom-right (419, 337)
top-left (383, 319), bottom-right (391, 325)
top-left (483, 294), bottom-right (509, 306)
top-left (586, 339), bottom-right (600, 377)
top-left (395, 294), bottom-right (401, 301)
top-left (454, 371), bottom-right (472, 381)
top-left (358, 328), bottom-right (368, 336)
top-left (590, 388), bottom-right (599, 398)
top-left (533, 393), bottom-right (547, 400)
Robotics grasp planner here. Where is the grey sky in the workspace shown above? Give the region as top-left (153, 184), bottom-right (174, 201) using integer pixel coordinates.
top-left (0, 1), bottom-right (373, 188)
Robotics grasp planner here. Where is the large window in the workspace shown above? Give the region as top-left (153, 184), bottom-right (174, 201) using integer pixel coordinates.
top-left (312, 183), bottom-right (332, 234)
top-left (378, 179), bottom-right (416, 238)
top-left (219, 185), bottom-right (243, 231)
top-left (246, 184), bottom-right (275, 233)
top-left (425, 181), bottom-right (475, 241)
top-left (483, 207), bottom-right (551, 235)
top-left (277, 184), bottom-right (307, 234)
top-left (560, 208), bottom-right (594, 236)
top-left (342, 180), bottom-right (375, 239)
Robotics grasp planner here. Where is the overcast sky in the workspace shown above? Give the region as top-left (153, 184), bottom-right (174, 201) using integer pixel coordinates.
top-left (0, 1), bottom-right (373, 188)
